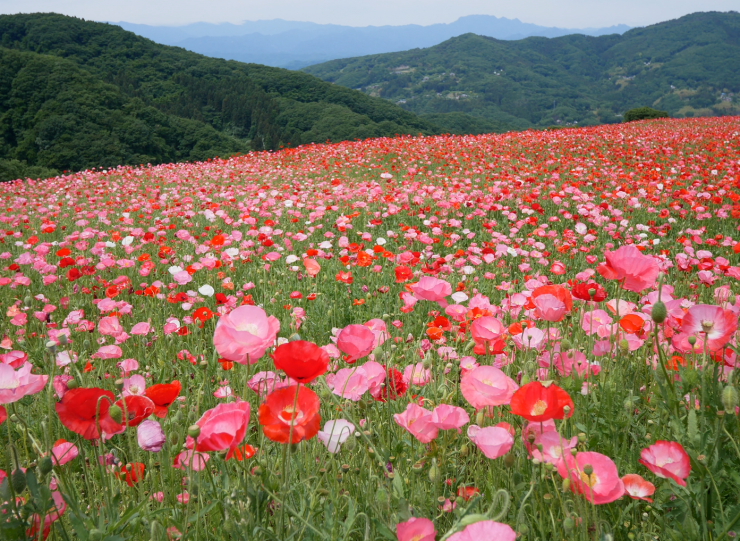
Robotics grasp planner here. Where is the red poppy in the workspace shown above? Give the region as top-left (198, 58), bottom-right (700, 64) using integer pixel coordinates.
top-left (335, 271), bottom-right (353, 284)
top-left (55, 388), bottom-right (124, 440)
top-left (67, 268), bottom-right (81, 281)
top-left (144, 380), bottom-right (181, 418)
top-left (258, 385), bottom-right (321, 444)
top-left (0, 405), bottom-right (6, 426)
top-left (619, 314), bottom-right (645, 334)
top-left (510, 382), bottom-right (574, 423)
top-left (114, 395), bottom-right (155, 427)
top-left (192, 307), bottom-right (215, 328)
top-left (215, 293), bottom-right (228, 305)
top-left (572, 282), bottom-right (607, 302)
top-left (457, 486), bottom-right (480, 501)
top-left (229, 444), bottom-right (256, 461)
top-left (373, 368), bottom-right (407, 402)
top-left (105, 286), bottom-right (119, 299)
top-left (272, 341), bottom-right (329, 383)
top-left (211, 234), bottom-right (225, 246)
top-left (115, 463), bottom-right (145, 487)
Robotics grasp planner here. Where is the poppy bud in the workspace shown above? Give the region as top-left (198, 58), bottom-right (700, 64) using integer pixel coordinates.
top-left (187, 424), bottom-right (201, 438)
top-left (23, 295), bottom-right (32, 307)
top-left (114, 379), bottom-right (124, 390)
top-left (722, 385), bottom-right (738, 411)
top-left (582, 464), bottom-right (593, 476)
top-left (459, 444), bottom-right (469, 457)
top-left (475, 410), bottom-right (485, 426)
top-left (577, 433), bottom-right (586, 443)
top-left (563, 517), bottom-right (575, 532)
top-left (82, 339), bottom-right (91, 351)
top-left (562, 478), bottom-right (571, 492)
top-left (503, 453), bottom-right (515, 468)
top-left (520, 374), bottom-right (530, 386)
top-left (518, 524), bottom-right (529, 535)
top-left (57, 334), bottom-right (69, 346)
top-left (66, 378), bottom-right (78, 389)
top-left (651, 300), bottom-right (667, 323)
top-left (560, 338), bottom-right (572, 351)
top-left (11, 469), bottom-right (26, 493)
top-left (428, 460), bottom-right (439, 482)
top-left (89, 530), bottom-right (103, 541)
top-left (108, 404), bottom-right (123, 425)
top-left (288, 333), bottom-right (301, 342)
top-left (619, 339), bottom-right (629, 353)
top-left (687, 335), bottom-right (697, 346)
top-left (45, 341), bottom-right (56, 352)
top-left (39, 456), bottom-right (53, 475)
top-left (422, 357), bottom-right (432, 370)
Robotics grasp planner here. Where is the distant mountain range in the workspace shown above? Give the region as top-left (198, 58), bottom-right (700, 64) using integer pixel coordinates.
top-left (303, 11), bottom-right (740, 132)
top-left (116, 16), bottom-right (631, 70)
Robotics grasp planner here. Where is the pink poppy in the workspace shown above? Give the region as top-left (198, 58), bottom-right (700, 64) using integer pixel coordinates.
top-left (467, 425), bottom-right (514, 459)
top-left (364, 318), bottom-right (389, 348)
top-left (430, 405), bottom-right (469, 432)
top-left (331, 367), bottom-right (370, 401)
top-left (557, 451), bottom-right (625, 504)
top-left (137, 420), bottom-right (166, 452)
top-left (212, 305), bottom-right (280, 364)
top-left (247, 371), bottom-right (291, 398)
top-left (393, 403), bottom-right (439, 443)
top-left (597, 245), bottom-right (659, 293)
top-left (0, 362), bottom-right (48, 404)
top-left (91, 345), bottom-right (122, 359)
top-left (336, 324), bottom-right (375, 363)
top-left (622, 474), bottom-right (655, 502)
top-left (511, 327), bottom-right (546, 350)
top-left (533, 294), bottom-right (567, 322)
top-left (98, 316), bottom-right (124, 337)
top-left (53, 375), bottom-right (74, 399)
top-left (460, 366), bottom-right (518, 409)
top-left (470, 316), bottom-right (505, 344)
top-left (362, 361), bottom-right (387, 397)
top-left (639, 440), bottom-right (691, 487)
top-left (122, 375), bottom-right (147, 396)
top-left (680, 304), bottom-right (737, 352)
top-left (0, 350), bottom-right (27, 368)
top-left (173, 449), bottom-right (210, 471)
top-left (130, 322), bottom-right (152, 335)
top-left (410, 276), bottom-right (452, 307)
top-left (447, 521), bottom-right (516, 541)
top-left (582, 309), bottom-right (613, 336)
top-left (531, 431), bottom-right (577, 465)
top-left (317, 419), bottom-right (355, 453)
top-left (403, 362), bottom-right (431, 386)
top-left (396, 517), bottom-right (435, 541)
top-left (50, 440), bottom-right (78, 466)
top-left (186, 401), bottom-right (250, 460)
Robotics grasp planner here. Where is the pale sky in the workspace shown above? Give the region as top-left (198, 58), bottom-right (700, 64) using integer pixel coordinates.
top-left (0, 0), bottom-right (736, 28)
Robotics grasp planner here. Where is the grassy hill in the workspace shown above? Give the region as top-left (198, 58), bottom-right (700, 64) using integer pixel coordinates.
top-left (0, 13), bottom-right (440, 182)
top-left (302, 11), bottom-right (740, 129)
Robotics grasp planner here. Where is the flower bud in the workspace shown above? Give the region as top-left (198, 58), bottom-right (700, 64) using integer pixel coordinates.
top-left (503, 453), bottom-right (515, 468)
top-left (583, 464), bottom-right (593, 476)
top-left (687, 335), bottom-right (697, 346)
top-left (11, 469), bottom-right (26, 493)
top-left (459, 444), bottom-right (469, 458)
top-left (188, 424), bottom-right (201, 438)
top-left (560, 338), bottom-right (572, 351)
top-left (722, 385), bottom-right (738, 412)
top-left (563, 517), bottom-right (575, 532)
top-left (108, 404), bottom-right (123, 425)
top-left (288, 333), bottom-right (301, 342)
top-left (619, 339), bottom-right (629, 353)
top-left (577, 433), bottom-right (587, 443)
top-left (562, 478), bottom-right (571, 492)
top-left (66, 378), bottom-right (78, 389)
top-left (475, 410), bottom-right (485, 426)
top-left (428, 462), bottom-right (439, 482)
top-left (651, 300), bottom-right (667, 324)
top-left (39, 456), bottom-right (53, 475)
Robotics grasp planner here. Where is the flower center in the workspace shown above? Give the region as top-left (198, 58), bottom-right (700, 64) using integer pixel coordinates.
top-left (701, 320), bottom-right (714, 333)
top-left (237, 322), bottom-right (260, 335)
top-left (279, 406), bottom-right (304, 424)
top-left (580, 471), bottom-right (598, 488)
top-left (530, 400), bottom-right (548, 417)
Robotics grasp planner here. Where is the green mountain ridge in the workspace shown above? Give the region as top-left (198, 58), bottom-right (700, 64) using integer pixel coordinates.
top-left (302, 11), bottom-right (740, 129)
top-left (0, 13), bottom-right (439, 182)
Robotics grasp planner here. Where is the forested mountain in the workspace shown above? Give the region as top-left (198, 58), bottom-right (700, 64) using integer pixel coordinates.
top-left (117, 16), bottom-right (629, 70)
top-left (303, 12), bottom-right (740, 130)
top-left (0, 13), bottom-right (438, 182)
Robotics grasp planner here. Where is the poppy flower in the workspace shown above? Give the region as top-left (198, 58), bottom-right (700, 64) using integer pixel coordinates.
top-left (639, 440), bottom-right (691, 487)
top-left (394, 265), bottom-right (413, 283)
top-left (271, 340), bottom-right (329, 383)
top-left (396, 518), bottom-right (436, 541)
top-left (371, 367), bottom-right (408, 402)
top-left (557, 451), bottom-right (625, 504)
top-left (619, 314), bottom-right (645, 334)
top-left (622, 474), bottom-right (655, 502)
top-left (192, 307), bottom-right (215, 328)
top-left (212, 305), bottom-right (280, 364)
top-left (510, 381), bottom-right (574, 422)
top-left (447, 521), bottom-right (516, 541)
top-left (188, 401), bottom-right (250, 459)
top-left (55, 388), bottom-right (124, 440)
top-left (0, 405), bottom-right (6, 426)
top-left (572, 282), bottom-right (607, 302)
top-left (393, 403), bottom-right (439, 443)
top-left (531, 285), bottom-right (573, 313)
top-left (336, 324), bottom-right (375, 363)
top-left (229, 443), bottom-right (256, 461)
top-left (116, 463), bottom-right (145, 487)
top-left (0, 362), bottom-right (48, 404)
top-left (259, 385), bottom-right (320, 444)
top-left (114, 395), bottom-right (155, 427)
top-left (460, 366), bottom-right (518, 410)
top-left (467, 425), bottom-right (514, 459)
top-left (456, 486), bottom-right (480, 501)
top-left (680, 304), bottom-right (737, 352)
top-left (144, 380), bottom-right (181, 418)
top-left (597, 245), bottom-right (659, 292)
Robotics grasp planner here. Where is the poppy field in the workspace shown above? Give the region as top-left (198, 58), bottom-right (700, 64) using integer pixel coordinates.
top-left (1, 117), bottom-right (740, 541)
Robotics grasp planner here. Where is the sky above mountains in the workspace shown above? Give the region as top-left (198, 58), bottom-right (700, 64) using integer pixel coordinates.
top-left (0, 0), bottom-right (736, 28)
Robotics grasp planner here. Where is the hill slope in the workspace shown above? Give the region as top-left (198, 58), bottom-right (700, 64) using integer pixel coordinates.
top-left (0, 13), bottom-right (439, 182)
top-left (303, 11), bottom-right (740, 128)
top-left (117, 16), bottom-right (629, 70)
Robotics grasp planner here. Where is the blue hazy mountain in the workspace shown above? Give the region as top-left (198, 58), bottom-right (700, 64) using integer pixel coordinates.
top-left (116, 16), bottom-right (630, 69)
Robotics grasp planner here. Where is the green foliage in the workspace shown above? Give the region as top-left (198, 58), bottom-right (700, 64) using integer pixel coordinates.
top-left (0, 13), bottom-right (440, 180)
top-left (303, 11), bottom-right (740, 129)
top-left (623, 106), bottom-right (670, 122)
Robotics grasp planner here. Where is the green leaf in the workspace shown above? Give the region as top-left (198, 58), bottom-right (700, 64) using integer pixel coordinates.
top-left (392, 473), bottom-right (405, 500)
top-left (372, 519), bottom-right (396, 540)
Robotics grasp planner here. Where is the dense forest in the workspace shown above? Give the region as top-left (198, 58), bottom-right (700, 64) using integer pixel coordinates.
top-left (303, 11), bottom-right (740, 130)
top-left (0, 13), bottom-right (440, 182)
